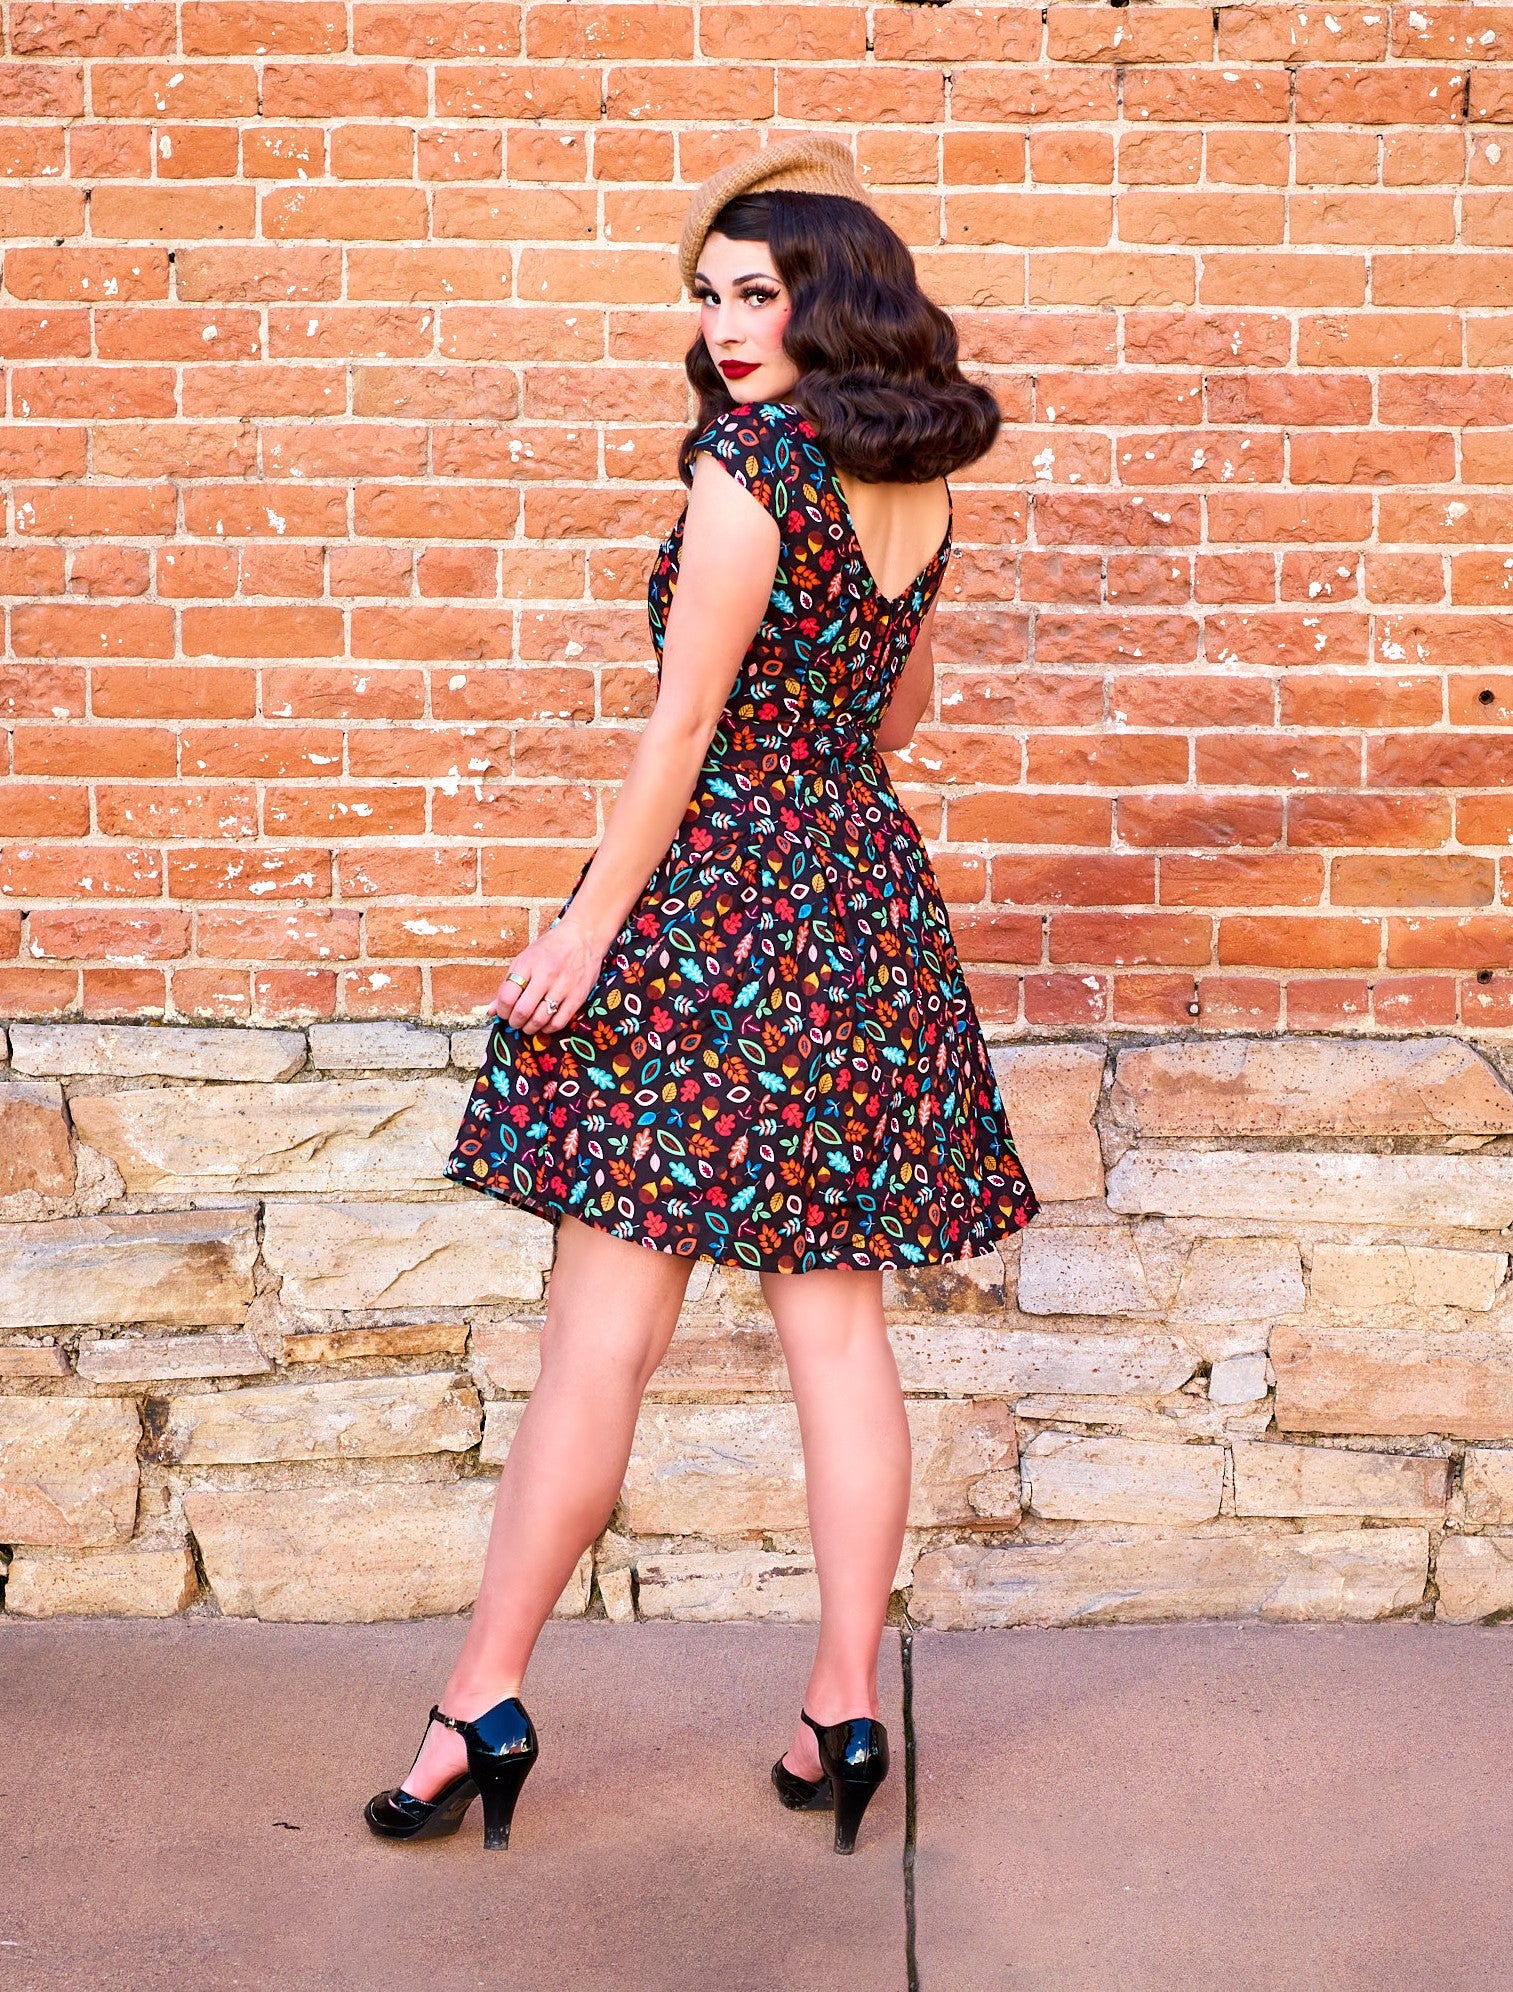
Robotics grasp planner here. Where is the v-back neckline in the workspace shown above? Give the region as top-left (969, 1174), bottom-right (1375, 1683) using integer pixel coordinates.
top-left (826, 460), bottom-right (953, 610)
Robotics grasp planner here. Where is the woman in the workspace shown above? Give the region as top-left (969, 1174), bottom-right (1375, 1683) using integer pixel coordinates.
top-left (365, 133), bottom-right (1041, 1858)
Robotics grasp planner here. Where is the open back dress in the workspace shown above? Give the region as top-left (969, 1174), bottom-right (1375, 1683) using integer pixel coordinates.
top-left (443, 400), bottom-right (1041, 1272)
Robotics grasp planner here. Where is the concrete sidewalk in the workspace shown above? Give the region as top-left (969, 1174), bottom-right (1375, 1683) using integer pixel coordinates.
top-left (3, 1620), bottom-right (1511, 1991)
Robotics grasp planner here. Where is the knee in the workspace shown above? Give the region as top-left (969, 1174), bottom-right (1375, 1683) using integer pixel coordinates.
top-left (775, 1310), bottom-right (894, 1373)
top-left (537, 1312), bottom-right (669, 1394)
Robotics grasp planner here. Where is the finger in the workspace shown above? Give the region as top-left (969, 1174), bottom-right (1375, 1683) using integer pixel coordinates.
top-left (517, 987), bottom-right (567, 1035)
top-left (500, 970), bottom-right (552, 1033)
top-left (492, 970), bottom-right (535, 1024)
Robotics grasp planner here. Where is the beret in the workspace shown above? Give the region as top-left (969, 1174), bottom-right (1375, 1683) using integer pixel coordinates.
top-left (677, 132), bottom-right (873, 293)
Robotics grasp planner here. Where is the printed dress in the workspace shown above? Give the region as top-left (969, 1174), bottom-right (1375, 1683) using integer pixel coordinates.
top-left (443, 400), bottom-right (1041, 1272)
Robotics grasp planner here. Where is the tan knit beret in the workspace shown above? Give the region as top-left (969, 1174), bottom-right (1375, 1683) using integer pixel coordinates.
top-left (677, 133), bottom-right (872, 293)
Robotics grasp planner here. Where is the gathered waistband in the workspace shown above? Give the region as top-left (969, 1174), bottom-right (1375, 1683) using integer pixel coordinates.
top-left (708, 727), bottom-right (881, 773)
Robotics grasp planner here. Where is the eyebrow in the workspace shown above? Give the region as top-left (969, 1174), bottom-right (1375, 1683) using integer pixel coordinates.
top-left (693, 272), bottom-right (779, 287)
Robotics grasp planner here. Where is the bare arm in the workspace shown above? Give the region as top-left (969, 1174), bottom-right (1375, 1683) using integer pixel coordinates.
top-left (875, 596), bottom-right (939, 754)
top-left (488, 455), bottom-right (780, 1036)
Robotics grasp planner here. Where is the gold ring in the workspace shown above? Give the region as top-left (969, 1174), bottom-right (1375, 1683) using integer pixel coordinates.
top-left (506, 971), bottom-right (529, 987)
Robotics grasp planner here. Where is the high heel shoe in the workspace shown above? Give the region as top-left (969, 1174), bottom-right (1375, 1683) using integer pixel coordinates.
top-left (771, 1752), bottom-right (832, 1813)
top-left (799, 1707), bottom-right (889, 1855)
top-left (364, 1695), bottom-right (539, 1850)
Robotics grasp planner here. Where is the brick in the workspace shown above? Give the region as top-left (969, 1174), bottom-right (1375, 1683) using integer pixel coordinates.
top-left (181, 606), bottom-right (344, 660)
top-left (1203, 254), bottom-right (1367, 316)
top-left (0, 308), bottom-right (87, 360)
top-left (353, 2), bottom-right (519, 56)
top-left (330, 122), bottom-right (414, 179)
top-left (1124, 66), bottom-right (1289, 123)
top-left (154, 123), bottom-right (240, 179)
top-left (89, 186), bottom-right (256, 242)
top-left (5, 246), bottom-right (171, 301)
top-left (260, 59), bottom-right (426, 119)
top-left (1291, 193), bottom-right (1458, 248)
top-left (182, 3), bottom-right (349, 55)
top-left (12, 605), bottom-right (176, 664)
top-left (242, 124), bottom-right (325, 177)
top-left (264, 187), bottom-right (426, 252)
top-left (12, 4), bottom-right (175, 55)
top-left (1299, 66), bottom-right (1469, 123)
top-left (1221, 6), bottom-right (1389, 63)
top-left (0, 59), bottom-right (83, 115)
top-left (0, 186), bottom-right (81, 245)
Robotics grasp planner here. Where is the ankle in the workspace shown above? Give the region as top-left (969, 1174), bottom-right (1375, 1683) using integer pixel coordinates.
top-left (441, 1673), bottom-right (525, 1718)
top-left (802, 1689), bottom-right (880, 1727)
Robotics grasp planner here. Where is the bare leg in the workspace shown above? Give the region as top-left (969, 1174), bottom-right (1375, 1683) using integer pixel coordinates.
top-left (400, 1212), bottom-right (693, 1800)
top-left (759, 1264), bottom-right (911, 1782)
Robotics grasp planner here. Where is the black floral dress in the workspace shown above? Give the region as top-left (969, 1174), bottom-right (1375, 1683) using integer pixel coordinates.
top-left (443, 400), bottom-right (1040, 1272)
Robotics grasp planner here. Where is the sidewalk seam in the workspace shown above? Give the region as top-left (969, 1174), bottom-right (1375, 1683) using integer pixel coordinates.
top-left (901, 1627), bottom-right (920, 1992)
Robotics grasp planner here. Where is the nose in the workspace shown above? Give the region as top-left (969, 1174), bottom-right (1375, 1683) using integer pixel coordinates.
top-left (707, 297), bottom-right (742, 348)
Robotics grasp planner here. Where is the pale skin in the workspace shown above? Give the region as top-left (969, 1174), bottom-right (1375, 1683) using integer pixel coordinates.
top-left (399, 232), bottom-right (953, 1806)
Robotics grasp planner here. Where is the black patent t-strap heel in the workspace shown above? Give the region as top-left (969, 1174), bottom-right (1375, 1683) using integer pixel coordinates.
top-left (771, 1748), bottom-right (832, 1813)
top-left (801, 1708), bottom-right (889, 1855)
top-left (364, 1694), bottom-right (539, 1851)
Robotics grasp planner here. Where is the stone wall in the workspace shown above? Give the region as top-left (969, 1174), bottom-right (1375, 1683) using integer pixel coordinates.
top-left (5, 1019), bottom-right (1505, 1625)
top-left (4, 1020), bottom-right (1513, 1628)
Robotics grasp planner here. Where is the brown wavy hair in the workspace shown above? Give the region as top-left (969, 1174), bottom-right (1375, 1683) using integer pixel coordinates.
top-left (676, 189), bottom-right (1001, 487)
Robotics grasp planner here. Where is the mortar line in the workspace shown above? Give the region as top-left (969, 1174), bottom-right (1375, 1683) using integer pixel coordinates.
top-left (902, 1627), bottom-right (920, 1992)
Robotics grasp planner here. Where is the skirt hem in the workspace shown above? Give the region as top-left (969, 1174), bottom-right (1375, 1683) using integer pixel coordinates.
top-left (442, 1157), bottom-right (1040, 1275)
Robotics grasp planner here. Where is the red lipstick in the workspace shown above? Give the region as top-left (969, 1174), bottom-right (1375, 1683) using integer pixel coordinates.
top-left (719, 360), bottom-right (759, 378)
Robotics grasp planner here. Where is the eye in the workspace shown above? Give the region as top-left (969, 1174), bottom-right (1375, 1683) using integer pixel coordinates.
top-left (743, 287), bottom-right (779, 306)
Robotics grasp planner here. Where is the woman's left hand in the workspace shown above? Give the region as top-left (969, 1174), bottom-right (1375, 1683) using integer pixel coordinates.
top-left (486, 916), bottom-right (608, 1036)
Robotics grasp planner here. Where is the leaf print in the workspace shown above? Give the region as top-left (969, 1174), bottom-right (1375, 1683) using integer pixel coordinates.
top-left (441, 400), bottom-right (1039, 1272)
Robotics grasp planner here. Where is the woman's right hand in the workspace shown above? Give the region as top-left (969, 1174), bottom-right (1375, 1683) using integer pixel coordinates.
top-left (487, 913), bottom-right (609, 1037)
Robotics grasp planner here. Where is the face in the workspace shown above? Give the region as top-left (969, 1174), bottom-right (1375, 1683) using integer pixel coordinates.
top-left (692, 232), bottom-right (798, 402)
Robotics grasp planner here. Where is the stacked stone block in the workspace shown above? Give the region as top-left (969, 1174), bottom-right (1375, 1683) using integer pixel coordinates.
top-left (3, 1022), bottom-right (1511, 1628)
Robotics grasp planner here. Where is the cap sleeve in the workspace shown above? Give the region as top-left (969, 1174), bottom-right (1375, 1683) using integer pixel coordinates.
top-left (688, 401), bottom-right (807, 529)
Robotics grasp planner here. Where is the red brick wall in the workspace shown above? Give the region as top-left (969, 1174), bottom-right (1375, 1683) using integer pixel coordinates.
top-left (2, 2), bottom-right (1510, 1034)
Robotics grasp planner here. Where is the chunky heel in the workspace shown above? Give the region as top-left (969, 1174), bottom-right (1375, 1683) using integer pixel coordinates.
top-left (365, 1693), bottom-right (539, 1850)
top-left (830, 1765), bottom-right (879, 1855)
top-left (801, 1708), bottom-right (889, 1856)
top-left (475, 1751), bottom-right (535, 1850)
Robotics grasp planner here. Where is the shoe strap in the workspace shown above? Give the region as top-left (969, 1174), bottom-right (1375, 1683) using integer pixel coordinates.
top-left (428, 1703), bottom-right (471, 1735)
